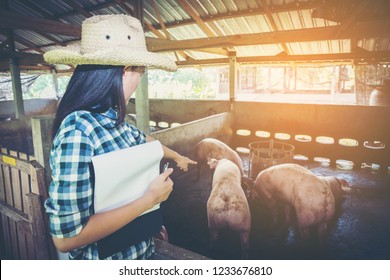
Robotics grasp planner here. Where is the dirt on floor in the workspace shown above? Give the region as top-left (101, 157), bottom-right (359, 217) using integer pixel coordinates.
top-left (161, 157), bottom-right (390, 260)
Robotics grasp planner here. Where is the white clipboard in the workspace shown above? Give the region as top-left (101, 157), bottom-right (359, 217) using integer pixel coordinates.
top-left (92, 140), bottom-right (164, 214)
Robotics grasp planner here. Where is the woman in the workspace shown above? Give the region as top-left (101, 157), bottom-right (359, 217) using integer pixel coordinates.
top-left (44, 14), bottom-right (196, 260)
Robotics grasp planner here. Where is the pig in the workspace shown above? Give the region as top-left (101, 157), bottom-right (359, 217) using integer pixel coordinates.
top-left (194, 138), bottom-right (244, 180)
top-left (207, 158), bottom-right (251, 259)
top-left (249, 163), bottom-right (340, 241)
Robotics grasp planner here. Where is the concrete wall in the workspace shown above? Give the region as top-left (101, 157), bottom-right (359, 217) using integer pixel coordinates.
top-left (232, 101), bottom-right (390, 170)
top-left (0, 119), bottom-right (32, 154)
top-left (127, 99), bottom-right (230, 126)
top-left (151, 112), bottom-right (233, 157)
top-left (0, 98), bottom-right (57, 154)
top-left (3, 98), bottom-right (389, 170)
top-left (0, 98), bottom-right (58, 119)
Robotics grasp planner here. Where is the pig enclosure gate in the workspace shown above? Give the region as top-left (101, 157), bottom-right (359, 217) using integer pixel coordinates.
top-left (0, 149), bottom-right (55, 259)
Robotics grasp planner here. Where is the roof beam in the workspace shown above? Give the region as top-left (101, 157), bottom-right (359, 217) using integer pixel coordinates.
top-left (259, 0), bottom-right (289, 55)
top-left (0, 31), bottom-right (44, 53)
top-left (151, 0), bottom-right (171, 39)
top-left (147, 24), bottom-right (390, 52)
top-left (2, 50), bottom-right (390, 70)
top-left (148, 0), bottom-right (191, 61)
top-left (176, 51), bottom-right (390, 66)
top-left (0, 51), bottom-right (46, 69)
top-left (176, 0), bottom-right (216, 37)
top-left (0, 10), bottom-right (81, 37)
top-left (175, 0), bottom-right (233, 56)
top-left (0, 50), bottom-right (44, 60)
top-left (196, 48), bottom-right (229, 56)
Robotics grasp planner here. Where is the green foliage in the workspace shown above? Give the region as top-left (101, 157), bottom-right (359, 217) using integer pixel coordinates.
top-left (25, 74), bottom-right (70, 99)
top-left (148, 67), bottom-right (219, 99)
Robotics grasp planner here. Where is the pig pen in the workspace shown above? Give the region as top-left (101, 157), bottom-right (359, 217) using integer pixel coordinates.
top-left (160, 158), bottom-right (390, 260)
top-left (151, 103), bottom-right (390, 260)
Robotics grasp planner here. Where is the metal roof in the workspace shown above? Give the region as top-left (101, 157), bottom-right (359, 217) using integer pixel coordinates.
top-left (1, 0), bottom-right (390, 72)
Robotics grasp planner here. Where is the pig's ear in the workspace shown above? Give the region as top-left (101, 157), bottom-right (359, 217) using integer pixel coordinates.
top-left (339, 179), bottom-right (351, 187)
top-left (338, 178), bottom-right (351, 187)
top-left (336, 178), bottom-right (352, 193)
top-left (207, 158), bottom-right (218, 169)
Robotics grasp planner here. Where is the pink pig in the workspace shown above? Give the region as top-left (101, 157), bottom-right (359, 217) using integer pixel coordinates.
top-left (247, 163), bottom-right (348, 241)
top-left (194, 138), bottom-right (244, 180)
top-left (207, 158), bottom-right (251, 259)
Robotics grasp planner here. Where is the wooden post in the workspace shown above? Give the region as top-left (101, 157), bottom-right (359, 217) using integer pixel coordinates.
top-left (51, 68), bottom-right (60, 98)
top-left (30, 116), bottom-right (65, 259)
top-left (133, 0), bottom-right (150, 133)
top-left (135, 70), bottom-right (150, 134)
top-left (26, 193), bottom-right (50, 259)
top-left (229, 52), bottom-right (237, 111)
top-left (9, 59), bottom-right (25, 120)
top-left (354, 62), bottom-right (368, 105)
top-left (3, 0), bottom-right (25, 120)
top-left (31, 116), bottom-right (54, 187)
top-left (331, 65), bottom-right (337, 100)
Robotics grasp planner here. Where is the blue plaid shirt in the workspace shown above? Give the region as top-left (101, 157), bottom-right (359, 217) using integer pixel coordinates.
top-left (45, 108), bottom-right (155, 260)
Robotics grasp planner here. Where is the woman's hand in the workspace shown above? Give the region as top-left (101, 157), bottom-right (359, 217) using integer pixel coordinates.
top-left (174, 155), bottom-right (197, 171)
top-left (146, 136), bottom-right (197, 172)
top-left (145, 168), bottom-right (174, 207)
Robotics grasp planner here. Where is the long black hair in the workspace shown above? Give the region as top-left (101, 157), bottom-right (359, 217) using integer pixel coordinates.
top-left (52, 65), bottom-right (127, 138)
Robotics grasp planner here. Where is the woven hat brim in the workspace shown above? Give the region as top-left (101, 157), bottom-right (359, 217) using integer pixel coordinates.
top-left (44, 44), bottom-right (177, 72)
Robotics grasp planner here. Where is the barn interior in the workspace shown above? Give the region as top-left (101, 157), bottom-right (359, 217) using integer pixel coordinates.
top-left (0, 0), bottom-right (390, 260)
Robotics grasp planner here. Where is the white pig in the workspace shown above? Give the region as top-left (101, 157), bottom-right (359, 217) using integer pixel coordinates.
top-left (250, 163), bottom-right (339, 241)
top-left (194, 138), bottom-right (244, 180)
top-left (207, 158), bottom-right (251, 259)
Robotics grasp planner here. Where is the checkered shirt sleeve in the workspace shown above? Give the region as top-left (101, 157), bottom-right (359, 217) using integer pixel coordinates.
top-left (46, 127), bottom-right (94, 238)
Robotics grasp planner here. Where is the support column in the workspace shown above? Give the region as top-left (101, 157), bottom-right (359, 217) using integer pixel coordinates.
top-left (51, 68), bottom-right (60, 98)
top-left (2, 0), bottom-right (25, 120)
top-left (135, 71), bottom-right (150, 134)
top-left (229, 52), bottom-right (237, 111)
top-left (31, 115), bottom-right (68, 260)
top-left (133, 0), bottom-right (150, 134)
top-left (31, 116), bottom-right (54, 186)
top-left (9, 58), bottom-right (25, 120)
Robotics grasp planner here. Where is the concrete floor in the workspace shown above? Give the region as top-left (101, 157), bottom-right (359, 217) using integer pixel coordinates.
top-left (161, 157), bottom-right (390, 260)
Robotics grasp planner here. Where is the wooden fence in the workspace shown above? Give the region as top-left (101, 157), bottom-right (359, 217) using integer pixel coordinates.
top-left (0, 148), bottom-right (56, 259)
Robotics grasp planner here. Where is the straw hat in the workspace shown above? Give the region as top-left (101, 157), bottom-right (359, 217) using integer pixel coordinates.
top-left (44, 14), bottom-right (177, 71)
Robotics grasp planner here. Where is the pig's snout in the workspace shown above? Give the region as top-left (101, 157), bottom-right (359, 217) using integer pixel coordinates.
top-left (241, 176), bottom-right (257, 200)
top-left (207, 158), bottom-right (219, 169)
